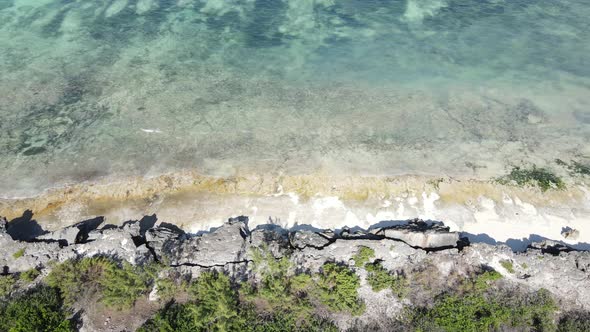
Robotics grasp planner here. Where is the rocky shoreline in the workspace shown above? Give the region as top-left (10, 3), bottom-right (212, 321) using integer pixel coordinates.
top-left (1, 214), bottom-right (589, 331)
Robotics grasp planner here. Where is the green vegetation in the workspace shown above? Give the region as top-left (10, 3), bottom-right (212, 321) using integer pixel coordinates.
top-left (100, 260), bottom-right (158, 309)
top-left (365, 261), bottom-right (408, 298)
top-left (20, 268), bottom-right (41, 283)
top-left (316, 262), bottom-right (365, 315)
top-left (408, 271), bottom-right (557, 332)
top-left (243, 248), bottom-right (314, 318)
top-left (500, 260), bottom-right (515, 274)
top-left (496, 166), bottom-right (565, 191)
top-left (472, 270), bottom-right (503, 291)
top-left (141, 269), bottom-right (338, 332)
top-left (0, 286), bottom-right (72, 332)
top-left (1, 248), bottom-right (586, 332)
top-left (557, 311), bottom-right (590, 332)
top-left (142, 248), bottom-right (360, 331)
top-left (353, 246), bottom-right (375, 267)
top-left (141, 271), bottom-right (244, 331)
top-left (12, 249), bottom-right (25, 259)
top-left (47, 256), bottom-right (159, 309)
top-left (0, 275), bottom-right (16, 298)
top-left (155, 277), bottom-right (183, 302)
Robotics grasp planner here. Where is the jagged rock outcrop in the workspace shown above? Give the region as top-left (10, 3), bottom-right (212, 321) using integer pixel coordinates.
top-left (289, 229), bottom-right (335, 249)
top-left (370, 219), bottom-right (460, 249)
top-left (1, 214), bottom-right (589, 315)
top-left (171, 217), bottom-right (249, 267)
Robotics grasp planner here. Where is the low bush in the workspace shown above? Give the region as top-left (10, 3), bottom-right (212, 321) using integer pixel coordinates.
top-left (141, 271), bottom-right (243, 332)
top-left (0, 286), bottom-right (72, 332)
top-left (409, 276), bottom-right (558, 332)
top-left (353, 246), bottom-right (375, 267)
top-left (316, 263), bottom-right (365, 315)
top-left (20, 268), bottom-right (40, 283)
top-left (557, 310), bottom-right (590, 332)
top-left (100, 260), bottom-right (157, 309)
top-left (47, 257), bottom-right (158, 309)
top-left (365, 261), bottom-right (408, 298)
top-left (0, 275), bottom-right (16, 298)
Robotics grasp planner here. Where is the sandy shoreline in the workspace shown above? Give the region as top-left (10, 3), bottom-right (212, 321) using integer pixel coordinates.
top-left (1, 171), bottom-right (588, 250)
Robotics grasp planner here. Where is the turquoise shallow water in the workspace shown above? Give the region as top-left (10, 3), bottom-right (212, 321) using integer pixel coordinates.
top-left (0, 0), bottom-right (589, 196)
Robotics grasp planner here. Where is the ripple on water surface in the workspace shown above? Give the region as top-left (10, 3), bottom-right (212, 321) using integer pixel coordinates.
top-left (0, 0), bottom-right (589, 196)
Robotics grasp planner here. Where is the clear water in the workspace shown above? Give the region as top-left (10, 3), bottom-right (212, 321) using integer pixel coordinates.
top-left (1, 0), bottom-right (589, 196)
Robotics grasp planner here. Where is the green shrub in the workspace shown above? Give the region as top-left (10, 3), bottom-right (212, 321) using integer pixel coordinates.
top-left (47, 257), bottom-right (158, 309)
top-left (472, 270), bottom-right (503, 291)
top-left (507, 288), bottom-right (558, 331)
top-left (557, 311), bottom-right (590, 332)
top-left (156, 277), bottom-right (182, 302)
top-left (496, 166), bottom-right (565, 191)
top-left (0, 275), bottom-right (16, 298)
top-left (316, 263), bottom-right (364, 315)
top-left (141, 269), bottom-right (338, 332)
top-left (0, 286), bottom-right (72, 332)
top-left (100, 261), bottom-right (156, 309)
top-left (242, 248), bottom-right (315, 321)
top-left (20, 268), bottom-right (41, 283)
top-left (365, 261), bottom-right (408, 298)
top-left (141, 271), bottom-right (243, 332)
top-left (12, 249), bottom-right (25, 259)
top-left (46, 256), bottom-right (116, 306)
top-left (239, 306), bottom-right (338, 332)
top-left (354, 246), bottom-right (375, 267)
top-left (409, 286), bottom-right (558, 332)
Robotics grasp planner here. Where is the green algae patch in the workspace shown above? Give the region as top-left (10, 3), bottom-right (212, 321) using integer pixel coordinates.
top-left (556, 159), bottom-right (590, 177)
top-left (496, 166), bottom-right (565, 192)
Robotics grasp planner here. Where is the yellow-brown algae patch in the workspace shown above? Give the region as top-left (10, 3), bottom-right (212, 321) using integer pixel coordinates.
top-left (0, 172), bottom-right (587, 223)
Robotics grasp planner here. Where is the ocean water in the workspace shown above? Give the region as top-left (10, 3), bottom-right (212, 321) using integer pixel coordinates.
top-left (1, 0), bottom-right (589, 197)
